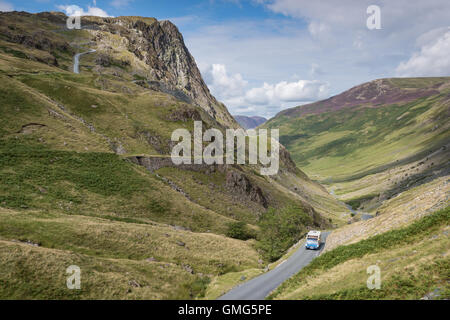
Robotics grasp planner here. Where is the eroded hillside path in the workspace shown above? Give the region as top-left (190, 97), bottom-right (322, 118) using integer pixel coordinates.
top-left (219, 232), bottom-right (330, 300)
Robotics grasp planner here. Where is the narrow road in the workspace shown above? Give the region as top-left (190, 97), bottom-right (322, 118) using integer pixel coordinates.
top-left (330, 188), bottom-right (374, 221)
top-left (73, 49), bottom-right (96, 74)
top-left (344, 203), bottom-right (374, 221)
top-left (219, 232), bottom-right (330, 300)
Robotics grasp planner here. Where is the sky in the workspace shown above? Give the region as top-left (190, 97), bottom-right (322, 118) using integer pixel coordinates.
top-left (1, 0), bottom-right (449, 118)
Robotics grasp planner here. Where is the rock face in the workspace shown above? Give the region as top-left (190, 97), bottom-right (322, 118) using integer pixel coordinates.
top-left (167, 107), bottom-right (202, 122)
top-left (225, 171), bottom-right (268, 208)
top-left (84, 16), bottom-right (239, 128)
top-left (128, 156), bottom-right (269, 207)
top-left (0, 11), bottom-right (239, 128)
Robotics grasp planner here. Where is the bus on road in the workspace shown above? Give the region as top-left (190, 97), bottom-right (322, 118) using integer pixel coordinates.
top-left (305, 231), bottom-right (321, 250)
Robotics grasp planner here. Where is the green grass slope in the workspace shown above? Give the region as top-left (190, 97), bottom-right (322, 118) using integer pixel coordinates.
top-left (0, 11), bottom-right (347, 299)
top-left (264, 77), bottom-right (450, 211)
top-left (269, 207), bottom-right (450, 300)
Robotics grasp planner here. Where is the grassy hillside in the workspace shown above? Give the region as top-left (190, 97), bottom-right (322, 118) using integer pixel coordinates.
top-left (0, 11), bottom-right (349, 299)
top-left (264, 77), bottom-right (450, 213)
top-left (263, 78), bottom-right (450, 300)
top-left (269, 207), bottom-right (450, 300)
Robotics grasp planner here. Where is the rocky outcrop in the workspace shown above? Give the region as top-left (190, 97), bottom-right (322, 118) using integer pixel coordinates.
top-left (225, 170), bottom-right (268, 208)
top-left (138, 130), bottom-right (174, 154)
top-left (127, 156), bottom-right (230, 174)
top-left (0, 11), bottom-right (238, 128)
top-left (83, 16), bottom-right (239, 128)
top-left (166, 107), bottom-right (202, 122)
top-left (279, 144), bottom-right (300, 174)
top-left (143, 81), bottom-right (193, 104)
top-left (127, 156), bottom-right (268, 207)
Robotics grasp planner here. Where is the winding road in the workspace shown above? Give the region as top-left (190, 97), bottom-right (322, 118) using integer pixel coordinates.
top-left (346, 203), bottom-right (374, 221)
top-left (330, 189), bottom-right (374, 221)
top-left (219, 231), bottom-right (330, 300)
top-left (73, 49), bottom-right (96, 74)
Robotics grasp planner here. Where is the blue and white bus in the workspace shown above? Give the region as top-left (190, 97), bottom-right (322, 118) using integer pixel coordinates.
top-left (305, 231), bottom-right (321, 250)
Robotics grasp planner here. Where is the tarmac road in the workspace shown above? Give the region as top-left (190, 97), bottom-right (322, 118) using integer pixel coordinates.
top-left (73, 49), bottom-right (96, 74)
top-left (219, 231), bottom-right (330, 300)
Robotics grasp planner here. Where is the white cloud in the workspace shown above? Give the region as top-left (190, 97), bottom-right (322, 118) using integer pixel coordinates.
top-left (396, 28), bottom-right (450, 77)
top-left (275, 80), bottom-right (329, 101)
top-left (183, 0), bottom-right (450, 118)
top-left (244, 80), bottom-right (329, 105)
top-left (257, 0), bottom-right (450, 55)
top-left (259, 0), bottom-right (450, 29)
top-left (201, 63), bottom-right (328, 117)
top-left (202, 64), bottom-right (248, 99)
top-left (0, 1), bottom-right (13, 12)
top-left (57, 4), bottom-right (112, 17)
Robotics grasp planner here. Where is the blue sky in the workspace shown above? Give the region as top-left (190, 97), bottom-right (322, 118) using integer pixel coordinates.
top-left (1, 0), bottom-right (449, 118)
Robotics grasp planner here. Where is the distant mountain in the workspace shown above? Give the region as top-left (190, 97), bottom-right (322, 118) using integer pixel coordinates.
top-left (234, 115), bottom-right (267, 129)
top-left (276, 77), bottom-right (446, 119)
